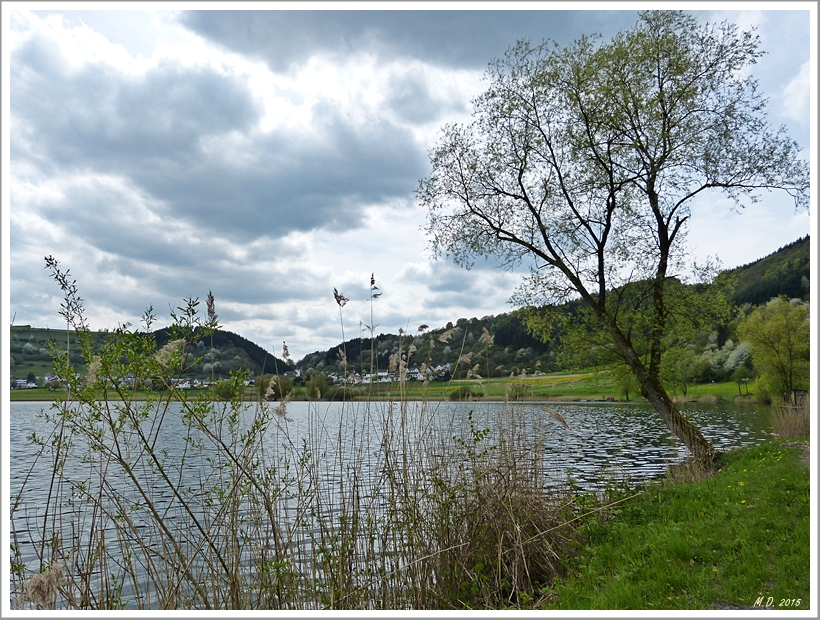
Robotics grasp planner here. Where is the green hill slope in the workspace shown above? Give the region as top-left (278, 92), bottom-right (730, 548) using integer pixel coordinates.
top-left (9, 325), bottom-right (291, 383)
top-left (726, 236), bottom-right (810, 306)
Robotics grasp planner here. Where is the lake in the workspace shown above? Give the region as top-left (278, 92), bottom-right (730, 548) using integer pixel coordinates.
top-left (8, 398), bottom-right (772, 609)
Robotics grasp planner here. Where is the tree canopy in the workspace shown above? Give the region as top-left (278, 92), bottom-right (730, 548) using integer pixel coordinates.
top-left (739, 297), bottom-right (810, 403)
top-left (419, 11), bottom-right (809, 460)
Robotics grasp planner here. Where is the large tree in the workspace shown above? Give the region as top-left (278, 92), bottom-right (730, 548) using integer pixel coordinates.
top-left (418, 11), bottom-right (809, 460)
top-left (739, 297), bottom-right (810, 403)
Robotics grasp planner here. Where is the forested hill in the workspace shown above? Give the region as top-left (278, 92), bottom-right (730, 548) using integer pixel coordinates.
top-left (10, 325), bottom-right (293, 381)
top-left (153, 327), bottom-right (294, 376)
top-left (10, 236), bottom-right (808, 382)
top-left (724, 235), bottom-right (809, 306)
top-left (293, 235), bottom-right (811, 376)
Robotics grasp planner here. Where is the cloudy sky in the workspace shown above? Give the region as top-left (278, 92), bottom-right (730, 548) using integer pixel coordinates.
top-left (3, 4), bottom-right (814, 361)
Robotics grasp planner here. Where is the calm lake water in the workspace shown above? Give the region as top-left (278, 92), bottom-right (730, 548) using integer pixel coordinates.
top-left (8, 398), bottom-right (772, 608)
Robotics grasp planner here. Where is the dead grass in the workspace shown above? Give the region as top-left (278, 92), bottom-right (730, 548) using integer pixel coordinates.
top-left (770, 396), bottom-right (810, 440)
top-left (664, 455), bottom-right (721, 485)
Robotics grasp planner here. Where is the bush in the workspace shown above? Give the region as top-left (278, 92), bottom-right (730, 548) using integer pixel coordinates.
top-left (212, 377), bottom-right (242, 401)
top-left (305, 373), bottom-right (333, 399)
top-left (256, 374), bottom-right (293, 401)
top-left (506, 383), bottom-right (531, 401)
top-left (450, 385), bottom-right (478, 401)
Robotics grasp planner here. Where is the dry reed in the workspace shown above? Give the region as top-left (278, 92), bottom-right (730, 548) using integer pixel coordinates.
top-left (770, 395), bottom-right (810, 439)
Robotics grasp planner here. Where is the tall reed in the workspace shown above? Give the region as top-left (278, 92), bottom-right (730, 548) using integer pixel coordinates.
top-left (769, 394), bottom-right (810, 439)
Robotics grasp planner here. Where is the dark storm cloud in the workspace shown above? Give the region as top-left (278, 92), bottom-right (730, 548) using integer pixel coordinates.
top-left (178, 10), bottom-right (638, 72)
top-left (12, 33), bottom-right (258, 171)
top-left (11, 30), bottom-right (427, 244)
top-left (143, 104), bottom-right (427, 238)
top-left (385, 69), bottom-right (451, 124)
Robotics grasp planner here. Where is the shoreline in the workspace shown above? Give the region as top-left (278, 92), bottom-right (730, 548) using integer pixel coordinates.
top-left (10, 394), bottom-right (760, 405)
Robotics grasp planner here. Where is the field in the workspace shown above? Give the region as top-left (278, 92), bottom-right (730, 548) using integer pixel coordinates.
top-left (11, 371), bottom-right (763, 404)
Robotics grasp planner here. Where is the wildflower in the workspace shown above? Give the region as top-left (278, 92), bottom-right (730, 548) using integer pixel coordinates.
top-left (737, 481), bottom-right (745, 486)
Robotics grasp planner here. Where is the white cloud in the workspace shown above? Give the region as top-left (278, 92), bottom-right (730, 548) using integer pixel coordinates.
top-left (780, 60), bottom-right (811, 124)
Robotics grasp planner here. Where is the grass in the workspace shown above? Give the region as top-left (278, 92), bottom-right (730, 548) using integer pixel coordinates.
top-left (8, 376), bottom-right (773, 405)
top-left (536, 439), bottom-right (810, 610)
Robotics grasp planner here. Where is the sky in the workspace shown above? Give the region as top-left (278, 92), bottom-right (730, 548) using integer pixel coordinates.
top-left (2, 3), bottom-right (815, 362)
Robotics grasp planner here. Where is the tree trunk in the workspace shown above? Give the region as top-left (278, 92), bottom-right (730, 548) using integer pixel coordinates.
top-left (605, 316), bottom-right (717, 462)
top-left (639, 374), bottom-right (717, 462)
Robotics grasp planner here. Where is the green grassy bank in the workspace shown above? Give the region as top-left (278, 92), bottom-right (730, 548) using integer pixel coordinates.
top-left (536, 440), bottom-right (810, 610)
top-left (10, 375), bottom-right (766, 404)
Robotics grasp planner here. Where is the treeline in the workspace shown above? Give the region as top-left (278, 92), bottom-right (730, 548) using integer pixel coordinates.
top-left (295, 237), bottom-right (810, 402)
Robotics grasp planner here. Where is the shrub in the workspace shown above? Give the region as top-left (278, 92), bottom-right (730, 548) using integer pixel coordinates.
top-left (256, 374), bottom-right (293, 401)
top-left (449, 385), bottom-right (478, 401)
top-left (212, 377), bottom-right (243, 401)
top-left (306, 373), bottom-right (333, 399)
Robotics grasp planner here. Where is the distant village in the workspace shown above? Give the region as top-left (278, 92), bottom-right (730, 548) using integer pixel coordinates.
top-left (325, 363), bottom-right (453, 386)
top-left (10, 363), bottom-right (456, 392)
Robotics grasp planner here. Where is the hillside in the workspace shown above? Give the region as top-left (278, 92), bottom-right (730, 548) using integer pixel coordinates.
top-left (9, 325), bottom-right (292, 383)
top-left (725, 235), bottom-right (810, 306)
top-left (295, 311), bottom-right (556, 379)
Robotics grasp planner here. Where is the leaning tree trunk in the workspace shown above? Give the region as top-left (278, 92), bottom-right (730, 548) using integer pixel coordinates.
top-left (605, 318), bottom-right (717, 462)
